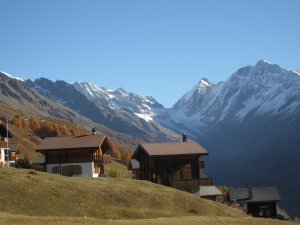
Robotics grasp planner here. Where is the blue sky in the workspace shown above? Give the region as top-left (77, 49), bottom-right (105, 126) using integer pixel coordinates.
top-left (1, 0), bottom-right (299, 108)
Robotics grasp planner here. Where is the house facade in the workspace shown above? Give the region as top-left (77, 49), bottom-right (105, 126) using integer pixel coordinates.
top-left (229, 184), bottom-right (281, 218)
top-left (129, 135), bottom-right (214, 195)
top-left (0, 121), bottom-right (20, 166)
top-left (36, 134), bottom-right (111, 177)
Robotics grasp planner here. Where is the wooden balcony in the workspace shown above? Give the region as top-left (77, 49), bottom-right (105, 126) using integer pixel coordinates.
top-left (171, 178), bottom-right (214, 188)
top-left (0, 142), bottom-right (10, 148)
top-left (94, 155), bottom-right (103, 164)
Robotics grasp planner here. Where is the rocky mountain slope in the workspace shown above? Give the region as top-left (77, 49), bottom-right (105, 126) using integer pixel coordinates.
top-left (0, 72), bottom-right (160, 149)
top-left (25, 78), bottom-right (180, 143)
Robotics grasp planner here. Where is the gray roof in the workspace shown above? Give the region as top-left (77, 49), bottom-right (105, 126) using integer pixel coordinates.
top-left (229, 187), bottom-right (281, 203)
top-left (34, 156), bottom-right (45, 164)
top-left (129, 159), bottom-right (140, 169)
top-left (132, 141), bottom-right (208, 158)
top-left (200, 186), bottom-right (222, 197)
top-left (9, 143), bottom-right (19, 152)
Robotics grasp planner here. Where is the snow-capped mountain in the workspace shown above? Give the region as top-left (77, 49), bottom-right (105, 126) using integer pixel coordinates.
top-left (72, 82), bottom-right (163, 122)
top-left (1, 60), bottom-right (300, 217)
top-left (25, 78), bottom-right (180, 143)
top-left (150, 60), bottom-right (300, 138)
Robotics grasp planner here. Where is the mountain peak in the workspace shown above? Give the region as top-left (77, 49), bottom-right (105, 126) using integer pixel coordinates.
top-left (254, 60), bottom-right (283, 74)
top-left (0, 71), bottom-right (24, 81)
top-left (116, 87), bottom-right (128, 94)
top-left (256, 59), bottom-right (272, 66)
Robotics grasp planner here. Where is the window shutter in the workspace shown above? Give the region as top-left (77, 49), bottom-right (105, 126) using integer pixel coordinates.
top-left (62, 166), bottom-right (66, 176)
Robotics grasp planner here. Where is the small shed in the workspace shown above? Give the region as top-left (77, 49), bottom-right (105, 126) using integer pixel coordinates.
top-left (127, 158), bottom-right (140, 179)
top-left (199, 186), bottom-right (222, 201)
top-left (33, 156), bottom-right (46, 172)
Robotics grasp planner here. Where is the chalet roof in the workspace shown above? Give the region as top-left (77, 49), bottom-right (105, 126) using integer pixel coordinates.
top-left (36, 134), bottom-right (110, 151)
top-left (132, 141), bottom-right (208, 158)
top-left (200, 186), bottom-right (222, 197)
top-left (9, 143), bottom-right (19, 152)
top-left (229, 187), bottom-right (281, 203)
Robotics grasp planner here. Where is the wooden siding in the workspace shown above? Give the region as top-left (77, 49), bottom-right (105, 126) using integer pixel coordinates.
top-left (45, 149), bottom-right (99, 164)
top-left (137, 153), bottom-right (211, 188)
top-left (0, 142), bottom-right (10, 148)
top-left (199, 161), bottom-right (205, 168)
top-left (34, 164), bottom-right (46, 172)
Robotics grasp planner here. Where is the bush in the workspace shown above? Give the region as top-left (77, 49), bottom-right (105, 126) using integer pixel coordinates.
top-left (12, 156), bottom-right (32, 169)
top-left (109, 168), bottom-right (119, 178)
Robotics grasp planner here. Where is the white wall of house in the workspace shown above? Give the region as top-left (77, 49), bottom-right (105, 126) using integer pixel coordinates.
top-left (0, 148), bottom-right (13, 165)
top-left (46, 162), bottom-right (97, 177)
top-left (0, 149), bottom-right (4, 162)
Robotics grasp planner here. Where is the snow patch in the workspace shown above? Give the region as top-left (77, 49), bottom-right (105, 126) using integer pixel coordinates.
top-left (0, 71), bottom-right (24, 81)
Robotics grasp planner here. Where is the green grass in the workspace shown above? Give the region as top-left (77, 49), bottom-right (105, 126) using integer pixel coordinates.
top-left (0, 167), bottom-right (291, 225)
top-left (104, 158), bottom-right (131, 178)
top-left (0, 213), bottom-right (291, 225)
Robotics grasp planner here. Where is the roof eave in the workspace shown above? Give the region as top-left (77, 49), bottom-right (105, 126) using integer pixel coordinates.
top-left (36, 146), bottom-right (99, 152)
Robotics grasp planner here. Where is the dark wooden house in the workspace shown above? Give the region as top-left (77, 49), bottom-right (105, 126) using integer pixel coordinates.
top-left (36, 134), bottom-right (111, 177)
top-left (229, 184), bottom-right (281, 218)
top-left (130, 137), bottom-right (213, 194)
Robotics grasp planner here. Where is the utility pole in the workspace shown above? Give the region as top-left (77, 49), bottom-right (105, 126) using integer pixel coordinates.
top-left (6, 118), bottom-right (9, 167)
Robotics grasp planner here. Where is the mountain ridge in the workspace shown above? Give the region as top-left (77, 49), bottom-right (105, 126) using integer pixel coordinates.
top-left (1, 60), bottom-right (299, 217)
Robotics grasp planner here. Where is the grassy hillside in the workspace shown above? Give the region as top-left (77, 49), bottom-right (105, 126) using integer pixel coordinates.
top-left (104, 158), bottom-right (132, 178)
top-left (0, 213), bottom-right (292, 225)
top-left (0, 168), bottom-right (291, 225)
top-left (0, 167), bottom-right (244, 219)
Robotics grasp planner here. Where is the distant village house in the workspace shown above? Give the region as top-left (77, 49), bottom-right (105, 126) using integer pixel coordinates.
top-left (0, 121), bottom-right (21, 166)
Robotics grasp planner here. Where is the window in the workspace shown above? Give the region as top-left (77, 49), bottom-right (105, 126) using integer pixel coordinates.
top-left (62, 165), bottom-right (82, 176)
top-left (52, 166), bottom-right (60, 174)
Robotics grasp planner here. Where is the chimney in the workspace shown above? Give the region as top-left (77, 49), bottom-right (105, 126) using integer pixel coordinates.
top-left (92, 127), bottom-right (96, 135)
top-left (246, 183), bottom-right (253, 199)
top-left (249, 187), bottom-right (253, 199)
top-left (182, 133), bottom-right (187, 142)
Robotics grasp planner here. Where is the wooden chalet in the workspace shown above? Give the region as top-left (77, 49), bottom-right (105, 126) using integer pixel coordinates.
top-left (0, 121), bottom-right (20, 166)
top-left (229, 184), bottom-right (281, 218)
top-left (36, 134), bottom-right (111, 177)
top-left (130, 134), bottom-right (214, 194)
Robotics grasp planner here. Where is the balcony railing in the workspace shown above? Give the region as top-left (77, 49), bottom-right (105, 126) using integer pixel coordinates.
top-left (171, 178), bottom-right (214, 188)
